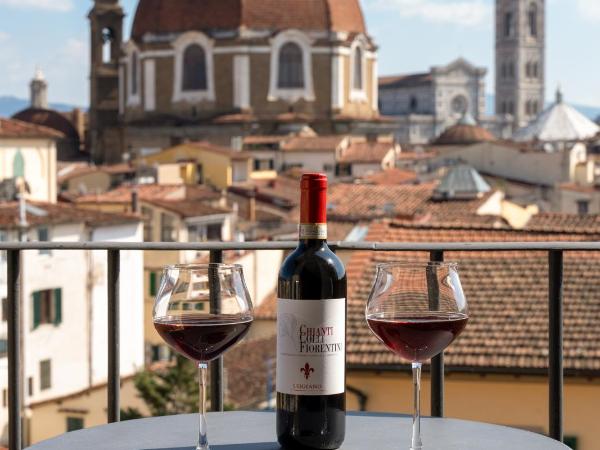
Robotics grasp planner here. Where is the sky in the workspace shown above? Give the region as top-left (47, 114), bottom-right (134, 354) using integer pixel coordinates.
top-left (0, 0), bottom-right (598, 108)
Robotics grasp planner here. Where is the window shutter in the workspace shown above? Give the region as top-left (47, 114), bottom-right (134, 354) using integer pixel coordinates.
top-left (150, 272), bottom-right (157, 296)
top-left (33, 291), bottom-right (41, 329)
top-left (53, 289), bottom-right (62, 325)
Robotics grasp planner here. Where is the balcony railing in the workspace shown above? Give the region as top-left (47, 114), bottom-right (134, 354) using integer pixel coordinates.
top-left (3, 240), bottom-right (598, 450)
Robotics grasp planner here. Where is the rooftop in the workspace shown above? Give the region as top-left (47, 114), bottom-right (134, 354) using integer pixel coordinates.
top-left (0, 202), bottom-right (139, 230)
top-left (379, 73), bottom-right (432, 89)
top-left (75, 184), bottom-right (220, 204)
top-left (0, 117), bottom-right (64, 139)
top-left (345, 221), bottom-right (600, 374)
top-left (131, 0), bottom-right (367, 40)
top-left (362, 168), bottom-right (419, 185)
top-left (513, 89), bottom-right (600, 143)
top-left (338, 142), bottom-right (397, 164)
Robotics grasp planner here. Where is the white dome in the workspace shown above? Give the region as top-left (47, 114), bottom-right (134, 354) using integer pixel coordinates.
top-left (514, 90), bottom-right (600, 143)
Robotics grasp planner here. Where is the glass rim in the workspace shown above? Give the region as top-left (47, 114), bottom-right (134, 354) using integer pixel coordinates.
top-left (375, 260), bottom-right (459, 270)
top-left (162, 263), bottom-right (243, 271)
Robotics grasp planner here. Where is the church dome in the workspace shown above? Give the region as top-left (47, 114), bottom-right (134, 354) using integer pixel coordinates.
top-left (433, 113), bottom-right (495, 146)
top-left (513, 89), bottom-right (600, 143)
top-left (12, 108), bottom-right (80, 143)
top-left (131, 0), bottom-right (367, 40)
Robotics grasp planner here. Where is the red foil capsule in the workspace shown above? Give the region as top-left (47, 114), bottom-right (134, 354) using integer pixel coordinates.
top-left (300, 173), bottom-right (327, 225)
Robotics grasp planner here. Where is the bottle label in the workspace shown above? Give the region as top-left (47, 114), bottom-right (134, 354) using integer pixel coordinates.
top-left (276, 298), bottom-right (345, 396)
top-left (299, 223), bottom-right (327, 240)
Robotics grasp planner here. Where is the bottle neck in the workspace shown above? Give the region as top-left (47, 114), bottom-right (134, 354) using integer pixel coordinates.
top-left (299, 238), bottom-right (328, 249)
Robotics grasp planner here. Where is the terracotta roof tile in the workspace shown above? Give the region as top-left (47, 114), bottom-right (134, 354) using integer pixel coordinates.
top-left (327, 183), bottom-right (435, 221)
top-left (0, 117), bottom-right (64, 139)
top-left (525, 213), bottom-right (600, 234)
top-left (75, 184), bottom-right (220, 204)
top-left (345, 221), bottom-right (600, 373)
top-left (338, 142), bottom-right (397, 164)
top-left (132, 0), bottom-right (366, 40)
top-left (281, 136), bottom-right (347, 152)
top-left (434, 124), bottom-right (495, 146)
top-left (363, 168), bottom-right (418, 185)
top-left (224, 336), bottom-right (276, 408)
top-left (0, 202), bottom-right (139, 229)
top-left (148, 199), bottom-right (231, 218)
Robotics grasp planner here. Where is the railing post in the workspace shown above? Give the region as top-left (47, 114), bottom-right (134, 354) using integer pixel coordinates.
top-left (548, 250), bottom-right (563, 441)
top-left (209, 250), bottom-right (224, 412)
top-left (429, 250), bottom-right (444, 418)
top-left (107, 250), bottom-right (120, 423)
top-left (7, 250), bottom-right (22, 450)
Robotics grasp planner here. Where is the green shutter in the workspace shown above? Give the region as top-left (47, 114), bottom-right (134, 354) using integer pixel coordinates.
top-left (53, 289), bottom-right (62, 325)
top-left (13, 150), bottom-right (25, 179)
top-left (33, 291), bottom-right (41, 329)
top-left (149, 272), bottom-right (157, 296)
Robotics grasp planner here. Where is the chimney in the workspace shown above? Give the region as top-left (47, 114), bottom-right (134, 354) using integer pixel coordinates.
top-left (248, 189), bottom-right (257, 222)
top-left (131, 188), bottom-right (139, 214)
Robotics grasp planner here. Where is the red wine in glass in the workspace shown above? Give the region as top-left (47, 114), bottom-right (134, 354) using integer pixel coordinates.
top-left (155, 314), bottom-right (253, 362)
top-left (367, 312), bottom-right (468, 362)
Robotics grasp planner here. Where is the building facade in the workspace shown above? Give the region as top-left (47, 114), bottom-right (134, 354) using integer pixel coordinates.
top-left (0, 204), bottom-right (144, 446)
top-left (378, 58), bottom-right (502, 144)
top-left (88, 0), bottom-right (382, 163)
top-left (495, 0), bottom-right (545, 128)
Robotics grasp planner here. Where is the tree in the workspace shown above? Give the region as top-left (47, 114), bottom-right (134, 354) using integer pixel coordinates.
top-left (134, 355), bottom-right (199, 416)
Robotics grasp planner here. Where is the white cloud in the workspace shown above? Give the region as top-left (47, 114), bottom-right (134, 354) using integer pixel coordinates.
top-left (576, 0), bottom-right (600, 21)
top-left (0, 31), bottom-right (9, 42)
top-left (0, 0), bottom-right (73, 12)
top-left (369, 0), bottom-right (491, 27)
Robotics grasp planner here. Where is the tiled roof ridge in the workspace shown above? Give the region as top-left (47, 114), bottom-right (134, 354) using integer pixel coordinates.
top-left (0, 117), bottom-right (65, 139)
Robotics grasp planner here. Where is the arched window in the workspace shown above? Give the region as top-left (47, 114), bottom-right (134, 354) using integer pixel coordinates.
top-left (102, 27), bottom-right (115, 64)
top-left (182, 44), bottom-right (207, 91)
top-left (278, 42), bottom-right (304, 89)
top-left (130, 51), bottom-right (139, 96)
top-left (504, 12), bottom-right (514, 37)
top-left (353, 47), bottom-right (363, 90)
top-left (528, 3), bottom-right (538, 37)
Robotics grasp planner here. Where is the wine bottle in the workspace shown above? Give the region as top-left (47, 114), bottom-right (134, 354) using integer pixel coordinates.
top-left (276, 173), bottom-right (347, 449)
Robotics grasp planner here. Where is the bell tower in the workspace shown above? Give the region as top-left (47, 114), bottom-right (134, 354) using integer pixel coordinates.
top-left (495, 0), bottom-right (545, 128)
top-left (88, 0), bottom-right (125, 163)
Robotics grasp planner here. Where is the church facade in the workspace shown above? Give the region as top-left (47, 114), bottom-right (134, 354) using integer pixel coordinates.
top-left (89, 0), bottom-right (383, 163)
top-left (379, 0), bottom-right (546, 144)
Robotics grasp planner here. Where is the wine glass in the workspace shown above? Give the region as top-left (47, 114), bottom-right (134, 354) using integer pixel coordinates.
top-left (153, 264), bottom-right (254, 450)
top-left (365, 261), bottom-right (468, 450)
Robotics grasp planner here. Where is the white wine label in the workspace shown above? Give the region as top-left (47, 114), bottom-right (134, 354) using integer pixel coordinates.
top-left (299, 223), bottom-right (327, 240)
top-left (276, 298), bottom-right (345, 396)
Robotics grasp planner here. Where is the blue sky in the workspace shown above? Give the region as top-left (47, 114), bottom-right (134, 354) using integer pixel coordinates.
top-left (0, 0), bottom-right (598, 108)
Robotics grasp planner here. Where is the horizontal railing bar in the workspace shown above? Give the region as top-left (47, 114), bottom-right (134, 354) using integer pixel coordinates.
top-left (2, 241), bottom-right (600, 251)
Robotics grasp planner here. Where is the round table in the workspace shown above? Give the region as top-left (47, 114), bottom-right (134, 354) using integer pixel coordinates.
top-left (26, 411), bottom-right (569, 449)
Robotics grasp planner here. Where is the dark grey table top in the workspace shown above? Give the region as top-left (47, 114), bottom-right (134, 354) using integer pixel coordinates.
top-left (27, 411), bottom-right (569, 450)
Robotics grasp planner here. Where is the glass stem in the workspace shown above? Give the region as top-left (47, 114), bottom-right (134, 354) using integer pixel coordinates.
top-left (411, 362), bottom-right (423, 450)
top-left (197, 362), bottom-right (209, 450)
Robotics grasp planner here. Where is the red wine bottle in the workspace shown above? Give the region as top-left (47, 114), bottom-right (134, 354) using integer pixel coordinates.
top-left (276, 173), bottom-right (346, 449)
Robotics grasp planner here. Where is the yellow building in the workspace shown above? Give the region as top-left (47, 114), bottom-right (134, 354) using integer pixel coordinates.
top-left (136, 142), bottom-right (256, 190)
top-left (28, 377), bottom-right (149, 445)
